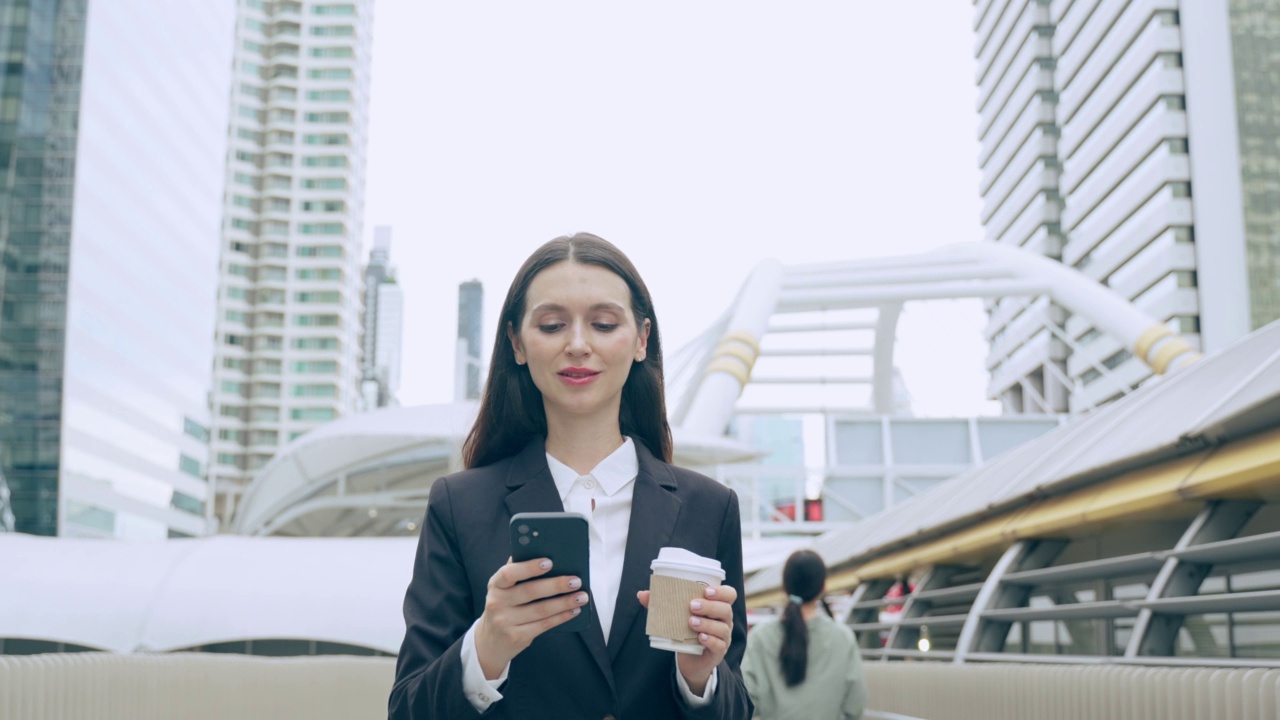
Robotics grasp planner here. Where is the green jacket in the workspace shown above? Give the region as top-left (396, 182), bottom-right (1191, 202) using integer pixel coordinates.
top-left (741, 615), bottom-right (867, 720)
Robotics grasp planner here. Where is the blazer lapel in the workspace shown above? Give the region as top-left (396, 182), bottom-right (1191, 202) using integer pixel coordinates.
top-left (608, 440), bottom-right (681, 662)
top-left (502, 437), bottom-right (615, 695)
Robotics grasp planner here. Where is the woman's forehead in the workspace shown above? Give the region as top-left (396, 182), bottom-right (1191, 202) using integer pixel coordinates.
top-left (525, 262), bottom-right (632, 310)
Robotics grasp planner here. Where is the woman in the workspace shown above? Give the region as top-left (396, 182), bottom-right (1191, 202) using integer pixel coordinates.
top-left (741, 550), bottom-right (866, 720)
top-left (389, 233), bottom-right (753, 719)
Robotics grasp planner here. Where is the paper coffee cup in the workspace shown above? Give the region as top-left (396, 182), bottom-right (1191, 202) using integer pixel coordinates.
top-left (645, 547), bottom-right (726, 655)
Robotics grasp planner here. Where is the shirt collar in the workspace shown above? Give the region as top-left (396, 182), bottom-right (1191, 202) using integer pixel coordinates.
top-left (546, 436), bottom-right (638, 501)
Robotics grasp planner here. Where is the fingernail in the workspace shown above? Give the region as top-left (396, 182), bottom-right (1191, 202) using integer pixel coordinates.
top-left (567, 578), bottom-right (581, 589)
top-left (576, 593), bottom-right (588, 604)
top-left (540, 560), bottom-right (551, 570)
top-left (572, 608), bottom-right (581, 616)
top-left (705, 587), bottom-right (717, 598)
top-left (690, 600), bottom-right (703, 611)
top-left (699, 633), bottom-right (709, 641)
top-left (690, 617), bottom-right (702, 627)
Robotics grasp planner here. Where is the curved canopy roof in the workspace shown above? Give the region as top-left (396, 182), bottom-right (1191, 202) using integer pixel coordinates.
top-left (745, 319), bottom-right (1280, 598)
top-left (231, 402), bottom-right (761, 537)
top-left (0, 534), bottom-right (416, 654)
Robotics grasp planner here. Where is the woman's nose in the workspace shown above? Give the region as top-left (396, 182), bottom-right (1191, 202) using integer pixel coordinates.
top-left (566, 323), bottom-right (590, 354)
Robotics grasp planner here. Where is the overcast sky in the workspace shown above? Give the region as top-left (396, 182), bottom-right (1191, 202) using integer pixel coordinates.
top-left (361, 1), bottom-right (999, 417)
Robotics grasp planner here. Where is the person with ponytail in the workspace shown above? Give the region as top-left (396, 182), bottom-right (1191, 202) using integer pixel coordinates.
top-left (741, 550), bottom-right (866, 719)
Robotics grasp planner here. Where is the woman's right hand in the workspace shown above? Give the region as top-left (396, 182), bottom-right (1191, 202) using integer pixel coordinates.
top-left (473, 557), bottom-right (589, 679)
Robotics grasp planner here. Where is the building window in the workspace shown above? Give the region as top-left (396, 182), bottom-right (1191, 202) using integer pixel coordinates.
top-left (291, 407), bottom-right (337, 421)
top-left (304, 111), bottom-right (350, 123)
top-left (222, 358), bottom-right (248, 371)
top-left (310, 25), bottom-right (354, 37)
top-left (292, 384), bottom-right (338, 397)
top-left (251, 407), bottom-right (281, 422)
top-left (256, 359), bottom-right (282, 374)
top-left (298, 222), bottom-right (345, 235)
top-left (309, 46), bottom-right (354, 58)
top-left (302, 155), bottom-right (347, 168)
top-left (301, 200), bottom-right (344, 212)
top-left (296, 268), bottom-right (343, 280)
top-left (303, 133), bottom-right (348, 146)
top-left (294, 314), bottom-right (340, 327)
top-left (225, 310), bottom-right (247, 324)
top-left (216, 453), bottom-right (241, 467)
top-left (307, 89), bottom-right (351, 102)
top-left (297, 245), bottom-right (343, 258)
top-left (293, 337), bottom-right (339, 350)
top-left (313, 4), bottom-right (356, 15)
top-left (296, 291), bottom-right (341, 303)
top-left (1102, 349), bottom-right (1132, 370)
top-left (184, 418), bottom-right (211, 443)
top-left (292, 360), bottom-right (339, 374)
top-left (308, 68), bottom-right (352, 80)
top-left (179, 455), bottom-right (204, 479)
top-left (301, 177), bottom-right (346, 190)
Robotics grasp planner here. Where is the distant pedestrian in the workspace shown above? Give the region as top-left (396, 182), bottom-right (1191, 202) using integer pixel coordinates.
top-left (741, 550), bottom-right (866, 720)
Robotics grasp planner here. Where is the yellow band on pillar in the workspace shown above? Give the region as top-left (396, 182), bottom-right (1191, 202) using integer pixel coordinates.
top-left (703, 357), bottom-right (752, 386)
top-left (1151, 337), bottom-right (1198, 374)
top-left (714, 342), bottom-right (758, 368)
top-left (1134, 324), bottom-right (1173, 363)
top-left (721, 331), bottom-right (761, 355)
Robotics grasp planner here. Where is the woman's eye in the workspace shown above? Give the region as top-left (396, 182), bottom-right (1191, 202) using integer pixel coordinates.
top-left (538, 324), bottom-right (564, 333)
top-left (593, 323), bottom-right (618, 332)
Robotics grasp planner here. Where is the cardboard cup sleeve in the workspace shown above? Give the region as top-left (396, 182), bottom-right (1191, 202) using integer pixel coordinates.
top-left (645, 574), bottom-right (706, 643)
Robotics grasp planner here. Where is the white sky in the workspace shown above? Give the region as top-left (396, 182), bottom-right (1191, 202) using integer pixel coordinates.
top-left (362, 1), bottom-right (1001, 417)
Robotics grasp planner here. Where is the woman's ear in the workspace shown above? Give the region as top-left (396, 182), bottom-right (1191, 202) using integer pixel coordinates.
top-left (635, 318), bottom-right (651, 362)
top-left (507, 321), bottom-right (526, 365)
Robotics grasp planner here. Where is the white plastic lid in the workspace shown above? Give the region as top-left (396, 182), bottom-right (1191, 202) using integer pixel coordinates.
top-left (650, 547), bottom-right (725, 581)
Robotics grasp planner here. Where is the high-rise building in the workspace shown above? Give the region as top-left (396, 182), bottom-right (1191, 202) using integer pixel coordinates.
top-left (0, 0), bottom-right (234, 537)
top-left (973, 1), bottom-right (1277, 414)
top-left (209, 0), bottom-right (374, 524)
top-left (455, 280), bottom-right (483, 402)
top-left (360, 226), bottom-right (402, 410)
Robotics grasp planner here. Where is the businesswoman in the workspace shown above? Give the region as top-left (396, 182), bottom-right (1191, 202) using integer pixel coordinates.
top-left (741, 550), bottom-right (866, 720)
top-left (389, 233), bottom-right (752, 719)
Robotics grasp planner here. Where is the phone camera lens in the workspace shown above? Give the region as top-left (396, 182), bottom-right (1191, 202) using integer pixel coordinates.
top-left (517, 524), bottom-right (530, 534)
top-left (518, 536), bottom-right (531, 546)
top-left (532, 531), bottom-right (539, 537)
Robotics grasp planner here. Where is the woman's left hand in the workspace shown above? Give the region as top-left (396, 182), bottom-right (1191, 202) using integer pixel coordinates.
top-left (637, 583), bottom-right (737, 696)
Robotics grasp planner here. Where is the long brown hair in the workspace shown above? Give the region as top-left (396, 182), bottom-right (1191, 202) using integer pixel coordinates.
top-left (462, 233), bottom-right (672, 468)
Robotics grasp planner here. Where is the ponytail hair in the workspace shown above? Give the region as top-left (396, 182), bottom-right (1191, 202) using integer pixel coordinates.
top-left (779, 550), bottom-right (827, 687)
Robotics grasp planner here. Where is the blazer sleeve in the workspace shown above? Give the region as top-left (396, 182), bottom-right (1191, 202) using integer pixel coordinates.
top-left (388, 478), bottom-right (485, 720)
top-left (676, 488), bottom-right (754, 720)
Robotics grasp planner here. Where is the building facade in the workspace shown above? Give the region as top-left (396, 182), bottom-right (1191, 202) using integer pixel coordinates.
top-left (360, 226), bottom-right (402, 410)
top-left (454, 280), bottom-right (483, 401)
top-left (209, 0), bottom-right (374, 524)
top-left (0, 0), bottom-right (234, 538)
top-left (973, 0), bottom-right (1279, 414)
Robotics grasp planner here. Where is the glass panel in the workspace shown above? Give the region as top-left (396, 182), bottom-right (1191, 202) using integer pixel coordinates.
top-left (976, 420), bottom-right (1058, 459)
top-left (831, 421), bottom-right (882, 465)
top-left (891, 421), bottom-right (971, 464)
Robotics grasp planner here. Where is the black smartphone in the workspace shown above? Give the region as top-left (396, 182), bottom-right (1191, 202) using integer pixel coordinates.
top-left (510, 511), bottom-right (590, 633)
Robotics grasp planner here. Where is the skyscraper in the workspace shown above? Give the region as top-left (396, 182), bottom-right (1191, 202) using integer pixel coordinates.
top-left (973, 1), bottom-right (1277, 414)
top-left (360, 226), bottom-right (403, 410)
top-left (455, 280), bottom-right (483, 402)
top-left (209, 0), bottom-right (374, 524)
top-left (0, 0), bottom-right (234, 537)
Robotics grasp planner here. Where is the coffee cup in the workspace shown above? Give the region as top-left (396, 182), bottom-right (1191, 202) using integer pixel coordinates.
top-left (644, 547), bottom-right (726, 655)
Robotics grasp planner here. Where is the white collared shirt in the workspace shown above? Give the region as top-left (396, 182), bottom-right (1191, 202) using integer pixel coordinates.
top-left (460, 438), bottom-right (716, 711)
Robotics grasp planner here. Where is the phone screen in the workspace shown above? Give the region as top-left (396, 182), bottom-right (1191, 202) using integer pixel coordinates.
top-left (510, 512), bottom-right (590, 633)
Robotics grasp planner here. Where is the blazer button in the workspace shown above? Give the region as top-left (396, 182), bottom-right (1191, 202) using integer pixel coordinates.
top-left (602, 716), bottom-right (616, 720)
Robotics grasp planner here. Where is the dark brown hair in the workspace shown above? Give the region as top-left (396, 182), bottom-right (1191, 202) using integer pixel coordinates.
top-left (780, 550), bottom-right (830, 687)
top-left (461, 233), bottom-right (672, 468)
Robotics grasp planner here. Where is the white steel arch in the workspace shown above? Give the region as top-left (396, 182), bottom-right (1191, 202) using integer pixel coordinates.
top-left (672, 242), bottom-right (1200, 436)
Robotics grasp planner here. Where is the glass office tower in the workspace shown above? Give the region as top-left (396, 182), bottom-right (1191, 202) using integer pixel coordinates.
top-left (0, 0), bottom-right (235, 537)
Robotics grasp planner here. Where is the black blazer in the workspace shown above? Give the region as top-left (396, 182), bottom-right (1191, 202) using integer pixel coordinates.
top-left (389, 437), bottom-right (753, 720)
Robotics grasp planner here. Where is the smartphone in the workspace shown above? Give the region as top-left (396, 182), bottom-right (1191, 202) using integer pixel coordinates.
top-left (510, 511), bottom-right (590, 633)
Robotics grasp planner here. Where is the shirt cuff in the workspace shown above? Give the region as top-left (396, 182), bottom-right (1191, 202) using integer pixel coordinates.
top-left (675, 663), bottom-right (718, 707)
top-left (461, 620), bottom-right (509, 712)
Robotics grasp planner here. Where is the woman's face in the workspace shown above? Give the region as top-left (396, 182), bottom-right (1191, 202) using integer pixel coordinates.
top-left (509, 260), bottom-right (650, 426)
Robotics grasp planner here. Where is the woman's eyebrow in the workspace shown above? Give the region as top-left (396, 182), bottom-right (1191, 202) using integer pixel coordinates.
top-left (529, 302), bottom-right (626, 313)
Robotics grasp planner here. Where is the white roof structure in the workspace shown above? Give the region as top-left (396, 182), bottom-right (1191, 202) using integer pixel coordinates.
top-left (0, 534), bottom-right (416, 654)
top-left (745, 318), bottom-right (1280, 598)
top-left (234, 242), bottom-right (1194, 539)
